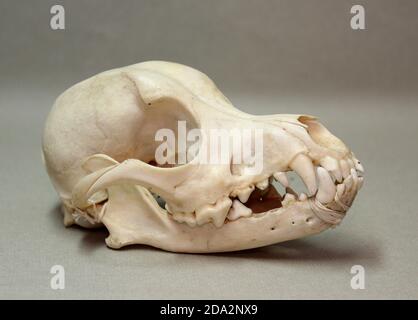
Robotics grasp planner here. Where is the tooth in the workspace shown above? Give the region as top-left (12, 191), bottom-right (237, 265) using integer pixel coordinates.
top-left (340, 160), bottom-right (350, 178)
top-left (299, 193), bottom-right (308, 201)
top-left (273, 172), bottom-right (289, 187)
top-left (256, 178), bottom-right (269, 190)
top-left (289, 154), bottom-right (317, 196)
top-left (351, 168), bottom-right (358, 179)
top-left (195, 196), bottom-right (232, 228)
top-left (350, 168), bottom-right (359, 188)
top-left (232, 185), bottom-right (255, 203)
top-left (358, 177), bottom-right (364, 189)
top-left (347, 158), bottom-right (355, 169)
top-left (354, 159), bottom-right (364, 173)
top-left (227, 200), bottom-right (252, 221)
top-left (320, 156), bottom-right (342, 182)
top-left (282, 193), bottom-right (296, 206)
top-left (344, 175), bottom-right (353, 190)
top-left (332, 169), bottom-right (343, 183)
top-left (336, 183), bottom-right (345, 198)
top-left (316, 167), bottom-right (336, 204)
top-left (172, 212), bottom-right (197, 227)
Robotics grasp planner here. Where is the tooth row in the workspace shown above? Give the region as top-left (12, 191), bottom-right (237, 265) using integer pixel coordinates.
top-left (169, 155), bottom-right (363, 227)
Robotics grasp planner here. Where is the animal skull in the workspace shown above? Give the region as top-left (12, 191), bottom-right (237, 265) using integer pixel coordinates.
top-left (42, 61), bottom-right (364, 253)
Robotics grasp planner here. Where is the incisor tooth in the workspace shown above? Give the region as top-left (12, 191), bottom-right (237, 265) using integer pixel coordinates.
top-left (320, 156), bottom-right (342, 182)
top-left (358, 177), bottom-right (364, 190)
top-left (282, 193), bottom-right (296, 206)
top-left (256, 178), bottom-right (269, 190)
top-left (340, 160), bottom-right (350, 178)
top-left (289, 153), bottom-right (317, 196)
top-left (336, 183), bottom-right (345, 198)
top-left (273, 172), bottom-right (289, 187)
top-left (227, 200), bottom-right (252, 221)
top-left (299, 193), bottom-right (308, 201)
top-left (195, 196), bottom-right (232, 228)
top-left (232, 185), bottom-right (255, 203)
top-left (316, 167), bottom-right (336, 204)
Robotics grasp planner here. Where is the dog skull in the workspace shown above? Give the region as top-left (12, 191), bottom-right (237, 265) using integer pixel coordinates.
top-left (42, 61), bottom-right (364, 253)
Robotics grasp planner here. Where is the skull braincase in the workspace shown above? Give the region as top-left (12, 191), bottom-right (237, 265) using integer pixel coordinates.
top-left (42, 61), bottom-right (364, 253)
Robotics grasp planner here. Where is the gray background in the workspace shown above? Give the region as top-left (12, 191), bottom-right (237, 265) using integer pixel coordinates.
top-left (0, 0), bottom-right (417, 299)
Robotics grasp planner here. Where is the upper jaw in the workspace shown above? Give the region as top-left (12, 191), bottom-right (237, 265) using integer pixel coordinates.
top-left (166, 152), bottom-right (364, 228)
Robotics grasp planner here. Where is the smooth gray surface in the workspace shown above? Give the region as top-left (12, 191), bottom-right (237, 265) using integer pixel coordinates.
top-left (1, 0), bottom-right (417, 299)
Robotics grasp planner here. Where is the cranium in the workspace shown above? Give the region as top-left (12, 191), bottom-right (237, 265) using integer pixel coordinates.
top-left (42, 61), bottom-right (364, 253)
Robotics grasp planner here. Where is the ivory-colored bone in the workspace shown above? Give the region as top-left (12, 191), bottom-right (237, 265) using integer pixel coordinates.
top-left (42, 61), bottom-right (364, 252)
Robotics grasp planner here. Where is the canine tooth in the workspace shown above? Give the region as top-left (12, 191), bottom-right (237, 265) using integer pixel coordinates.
top-left (289, 153), bottom-right (317, 196)
top-left (195, 196), bottom-right (232, 228)
top-left (227, 200), bottom-right (252, 221)
top-left (282, 193), bottom-right (296, 206)
top-left (232, 185), bottom-right (255, 203)
top-left (320, 156), bottom-right (342, 182)
top-left (299, 193), bottom-right (308, 201)
top-left (340, 160), bottom-right (350, 178)
top-left (316, 167), bottom-right (336, 204)
top-left (273, 172), bottom-right (289, 187)
top-left (256, 178), bottom-right (269, 190)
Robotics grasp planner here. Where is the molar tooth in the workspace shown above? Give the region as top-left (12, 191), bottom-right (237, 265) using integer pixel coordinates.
top-left (282, 193), bottom-right (296, 206)
top-left (232, 185), bottom-right (255, 203)
top-left (316, 167), bottom-right (337, 204)
top-left (172, 212), bottom-right (197, 227)
top-left (299, 193), bottom-right (308, 201)
top-left (195, 196), bottom-right (232, 228)
top-left (320, 156), bottom-right (342, 182)
top-left (340, 159), bottom-right (350, 178)
top-left (227, 200), bottom-right (252, 221)
top-left (289, 153), bottom-right (317, 196)
top-left (256, 178), bottom-right (269, 190)
top-left (273, 172), bottom-right (289, 187)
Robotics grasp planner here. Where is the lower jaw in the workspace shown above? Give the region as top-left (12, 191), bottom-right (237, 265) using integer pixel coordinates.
top-left (103, 189), bottom-right (332, 253)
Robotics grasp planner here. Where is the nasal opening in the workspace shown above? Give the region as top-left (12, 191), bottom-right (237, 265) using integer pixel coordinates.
top-left (298, 116), bottom-right (348, 155)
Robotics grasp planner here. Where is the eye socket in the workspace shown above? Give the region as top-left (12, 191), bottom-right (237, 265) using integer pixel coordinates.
top-left (134, 98), bottom-right (201, 168)
top-left (298, 116), bottom-right (347, 154)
